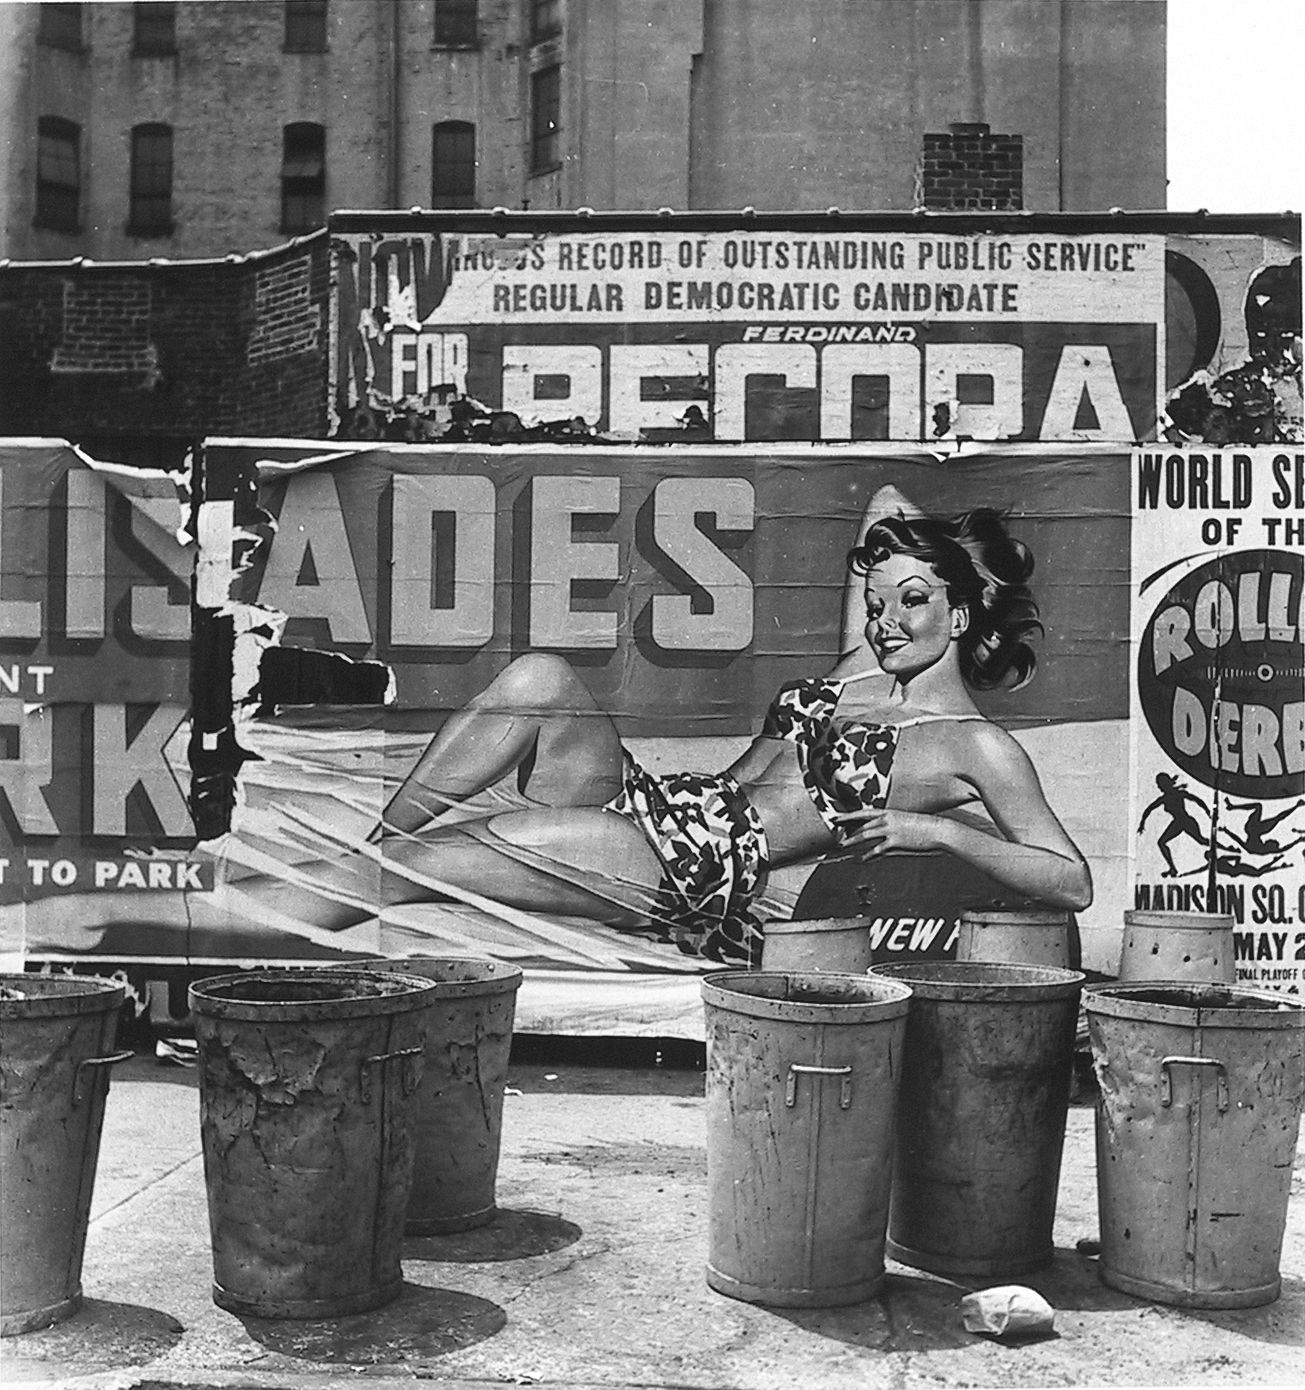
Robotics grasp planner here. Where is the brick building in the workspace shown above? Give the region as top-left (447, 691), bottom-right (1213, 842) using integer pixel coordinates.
top-left (0, 0), bottom-right (1173, 466)
top-left (2, 0), bottom-right (1165, 265)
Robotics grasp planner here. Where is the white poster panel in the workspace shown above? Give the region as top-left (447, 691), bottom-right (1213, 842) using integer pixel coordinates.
top-left (1131, 447), bottom-right (1305, 992)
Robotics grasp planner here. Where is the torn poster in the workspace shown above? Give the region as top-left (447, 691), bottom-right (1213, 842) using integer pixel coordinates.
top-left (5, 438), bottom-right (1136, 1031)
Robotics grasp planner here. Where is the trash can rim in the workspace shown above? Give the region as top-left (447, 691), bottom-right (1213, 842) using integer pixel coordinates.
top-left (0, 972), bottom-right (127, 1019)
top-left (1122, 909), bottom-right (1235, 929)
top-left (325, 956), bottom-right (524, 997)
top-left (762, 916), bottom-right (874, 936)
top-left (1084, 979), bottom-right (1305, 1027)
top-left (958, 908), bottom-right (1071, 926)
top-left (870, 961), bottom-right (1084, 1001)
top-left (701, 968), bottom-right (913, 1022)
top-left (188, 968), bottom-right (442, 1021)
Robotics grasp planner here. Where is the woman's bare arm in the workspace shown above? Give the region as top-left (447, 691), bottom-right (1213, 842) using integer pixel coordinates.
top-left (840, 723), bottom-right (1092, 910)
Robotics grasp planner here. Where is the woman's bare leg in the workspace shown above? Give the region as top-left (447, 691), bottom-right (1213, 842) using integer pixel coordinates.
top-left (380, 653), bottom-right (626, 835)
top-left (227, 806), bottom-right (669, 935)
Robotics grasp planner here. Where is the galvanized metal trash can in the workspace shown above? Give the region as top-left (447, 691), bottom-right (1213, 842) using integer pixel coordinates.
top-left (330, 955), bottom-right (522, 1233)
top-left (1117, 910), bottom-right (1235, 984)
top-left (0, 973), bottom-right (130, 1336)
top-left (956, 907), bottom-right (1078, 969)
top-left (703, 970), bottom-right (912, 1307)
top-left (759, 917), bottom-right (874, 974)
top-left (871, 961), bottom-right (1085, 1277)
top-left (1085, 982), bottom-right (1305, 1308)
top-left (189, 969), bottom-right (438, 1318)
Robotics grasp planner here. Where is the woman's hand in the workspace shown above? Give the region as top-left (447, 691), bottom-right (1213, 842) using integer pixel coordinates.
top-left (833, 808), bottom-right (946, 855)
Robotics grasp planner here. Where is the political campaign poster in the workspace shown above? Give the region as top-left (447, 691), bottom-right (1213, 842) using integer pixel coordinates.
top-left (330, 222), bottom-right (1165, 446)
top-left (1131, 446), bottom-right (1305, 992)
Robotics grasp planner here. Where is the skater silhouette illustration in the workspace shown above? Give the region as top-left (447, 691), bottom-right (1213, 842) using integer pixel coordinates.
top-left (1220, 799), bottom-right (1305, 858)
top-left (1137, 773), bottom-right (1211, 877)
top-left (1203, 846), bottom-right (1295, 878)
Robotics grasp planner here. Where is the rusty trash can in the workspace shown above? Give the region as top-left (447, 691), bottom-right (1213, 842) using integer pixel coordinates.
top-left (871, 961), bottom-right (1085, 1278)
top-left (189, 969), bottom-right (438, 1318)
top-left (1085, 982), bottom-right (1305, 1307)
top-left (1, 973), bottom-right (130, 1336)
top-left (330, 955), bottom-right (522, 1233)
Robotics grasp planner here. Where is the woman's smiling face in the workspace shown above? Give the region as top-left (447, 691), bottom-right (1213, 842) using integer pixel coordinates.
top-left (863, 554), bottom-right (962, 677)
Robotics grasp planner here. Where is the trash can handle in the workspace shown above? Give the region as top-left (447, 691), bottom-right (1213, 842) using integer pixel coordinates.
top-left (360, 1045), bottom-right (423, 1102)
top-left (73, 1050), bottom-right (134, 1106)
top-left (1160, 1055), bottom-right (1229, 1112)
top-left (786, 1063), bottom-right (853, 1110)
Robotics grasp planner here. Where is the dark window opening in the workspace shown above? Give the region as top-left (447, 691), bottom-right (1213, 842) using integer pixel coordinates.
top-left (281, 122), bottom-right (325, 232)
top-left (530, 0), bottom-right (561, 45)
top-left (35, 116), bottom-right (80, 232)
top-left (431, 121), bottom-right (476, 208)
top-left (37, 2), bottom-right (84, 50)
top-left (530, 64), bottom-right (560, 174)
top-left (284, 0), bottom-right (327, 53)
top-left (133, 1), bottom-right (176, 55)
top-left (129, 123), bottom-right (173, 236)
top-left (434, 0), bottom-right (478, 47)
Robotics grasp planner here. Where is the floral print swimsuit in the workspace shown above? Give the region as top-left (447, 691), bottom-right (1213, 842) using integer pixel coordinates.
top-left (607, 670), bottom-right (952, 968)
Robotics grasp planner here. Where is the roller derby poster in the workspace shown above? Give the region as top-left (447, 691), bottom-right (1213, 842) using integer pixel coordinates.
top-left (1131, 446), bottom-right (1305, 993)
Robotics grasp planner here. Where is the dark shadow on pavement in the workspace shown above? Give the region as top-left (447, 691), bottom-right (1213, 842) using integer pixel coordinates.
top-left (767, 1268), bottom-right (978, 1353)
top-left (1005, 1246), bottom-right (1150, 1313)
top-left (238, 1281), bottom-right (506, 1365)
top-left (403, 1206), bottom-right (582, 1263)
top-left (0, 1298), bottom-right (184, 1376)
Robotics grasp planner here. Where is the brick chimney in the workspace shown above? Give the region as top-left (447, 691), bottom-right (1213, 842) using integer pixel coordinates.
top-left (917, 122), bottom-right (1024, 211)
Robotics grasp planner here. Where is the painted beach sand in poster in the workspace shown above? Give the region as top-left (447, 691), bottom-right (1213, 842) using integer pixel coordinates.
top-left (1132, 447), bottom-right (1305, 993)
top-left (4, 441), bottom-right (1131, 1031)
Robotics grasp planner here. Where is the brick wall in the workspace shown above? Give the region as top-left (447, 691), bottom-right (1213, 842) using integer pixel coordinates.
top-left (0, 234), bottom-right (330, 465)
top-left (918, 122), bottom-right (1024, 212)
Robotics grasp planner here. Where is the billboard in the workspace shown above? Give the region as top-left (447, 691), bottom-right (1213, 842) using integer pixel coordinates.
top-left (6, 439), bottom-right (1142, 1032)
top-left (330, 223), bottom-right (1167, 446)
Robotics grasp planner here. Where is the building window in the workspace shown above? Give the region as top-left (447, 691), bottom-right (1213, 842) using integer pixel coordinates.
top-left (35, 117), bottom-right (80, 231)
top-left (133, 2), bottom-right (176, 55)
top-left (530, 0), bottom-right (561, 45)
top-left (434, 0), bottom-right (477, 47)
top-left (128, 123), bottom-right (173, 236)
top-left (284, 0), bottom-right (327, 53)
top-left (431, 121), bottom-right (475, 208)
top-left (530, 65), bottom-right (560, 173)
top-left (281, 122), bottom-right (325, 232)
top-left (37, 2), bottom-right (84, 50)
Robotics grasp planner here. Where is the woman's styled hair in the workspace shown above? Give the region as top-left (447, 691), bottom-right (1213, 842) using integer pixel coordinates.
top-left (848, 508), bottom-right (1043, 690)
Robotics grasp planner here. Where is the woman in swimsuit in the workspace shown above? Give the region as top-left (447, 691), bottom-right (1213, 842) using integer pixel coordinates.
top-left (264, 504), bottom-right (1089, 965)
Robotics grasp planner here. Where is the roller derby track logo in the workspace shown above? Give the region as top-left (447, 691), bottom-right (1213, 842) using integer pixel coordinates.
top-left (1138, 548), bottom-right (1304, 801)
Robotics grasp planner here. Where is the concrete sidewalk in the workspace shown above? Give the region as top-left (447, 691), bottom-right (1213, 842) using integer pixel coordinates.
top-left (3, 1050), bottom-right (1304, 1390)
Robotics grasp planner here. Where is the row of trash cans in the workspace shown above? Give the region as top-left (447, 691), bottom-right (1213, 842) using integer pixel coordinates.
top-left (3, 911), bottom-right (1303, 1336)
top-left (0, 957), bottom-right (521, 1334)
top-left (704, 944), bottom-right (1305, 1311)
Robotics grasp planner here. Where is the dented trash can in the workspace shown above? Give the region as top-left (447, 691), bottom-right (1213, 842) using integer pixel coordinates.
top-left (1, 973), bottom-right (130, 1336)
top-left (759, 917), bottom-right (874, 974)
top-left (1085, 982), bottom-right (1305, 1308)
top-left (330, 955), bottom-right (522, 1233)
top-left (703, 970), bottom-right (912, 1307)
top-left (1117, 910), bottom-right (1235, 984)
top-left (872, 961), bottom-right (1084, 1277)
top-left (956, 907), bottom-right (1079, 969)
top-left (189, 969), bottom-right (437, 1319)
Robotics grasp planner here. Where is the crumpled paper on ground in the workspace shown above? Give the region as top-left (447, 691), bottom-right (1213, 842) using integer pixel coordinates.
top-left (960, 1285), bottom-right (1056, 1339)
